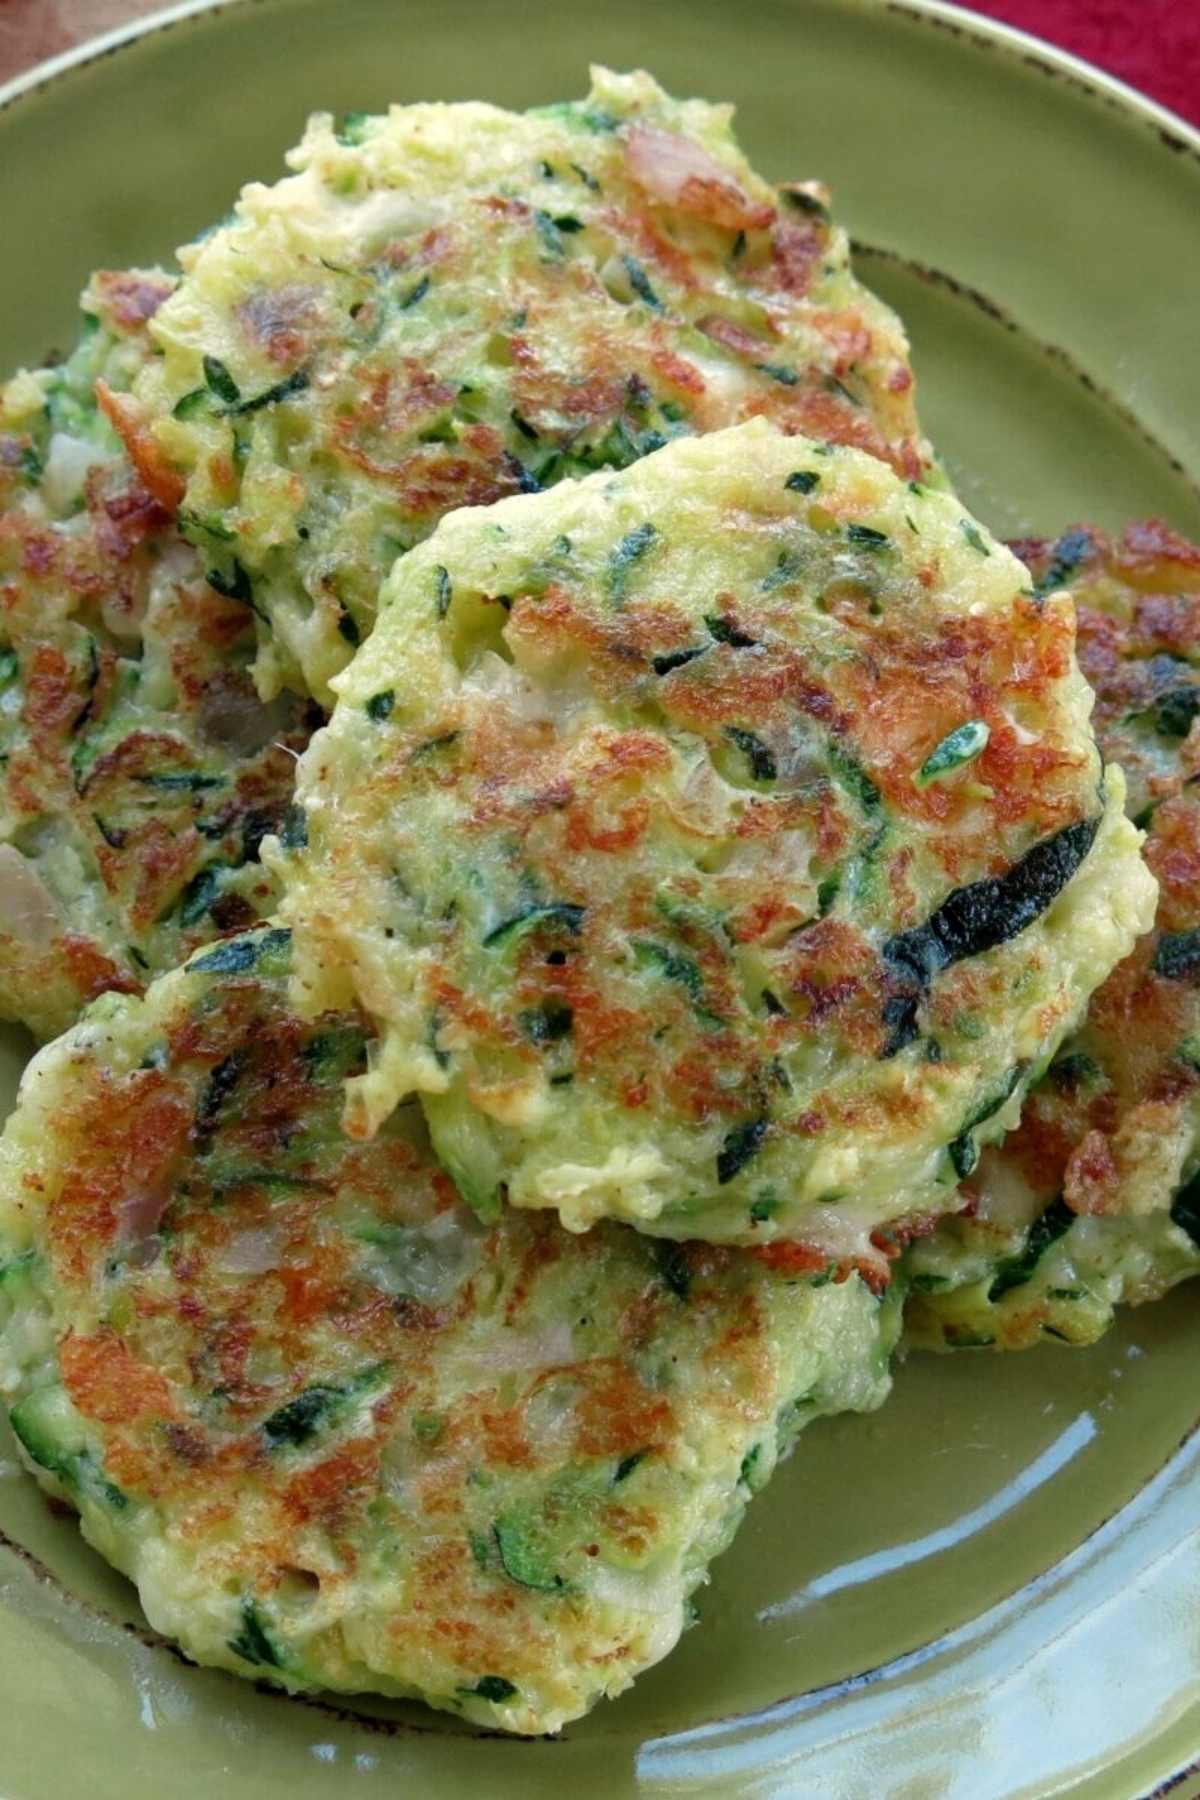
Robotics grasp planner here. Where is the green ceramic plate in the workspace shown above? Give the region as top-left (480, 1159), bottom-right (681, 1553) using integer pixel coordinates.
top-left (2, 2), bottom-right (1200, 1793)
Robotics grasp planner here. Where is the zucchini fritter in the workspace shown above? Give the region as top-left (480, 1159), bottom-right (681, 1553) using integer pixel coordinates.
top-left (906, 521), bottom-right (1200, 1349)
top-left (277, 423), bottom-right (1154, 1260)
top-left (0, 926), bottom-right (898, 1734)
top-left (0, 279), bottom-right (319, 1040)
top-left (125, 66), bottom-right (933, 703)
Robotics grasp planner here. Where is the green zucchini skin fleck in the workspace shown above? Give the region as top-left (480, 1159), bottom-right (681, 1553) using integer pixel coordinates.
top-left (985, 1197), bottom-right (1076, 1301)
top-left (915, 719), bottom-right (989, 787)
top-left (884, 814), bottom-right (1100, 993)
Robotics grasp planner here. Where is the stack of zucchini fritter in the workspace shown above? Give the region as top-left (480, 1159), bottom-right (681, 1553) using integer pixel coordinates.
top-left (0, 68), bottom-right (1191, 1734)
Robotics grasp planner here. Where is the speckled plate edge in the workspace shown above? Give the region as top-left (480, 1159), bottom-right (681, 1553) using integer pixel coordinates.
top-left (3, 0), bottom-right (1197, 157)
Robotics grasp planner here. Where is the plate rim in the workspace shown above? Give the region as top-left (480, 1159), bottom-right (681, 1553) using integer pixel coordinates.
top-left (2, 0), bottom-right (1199, 162)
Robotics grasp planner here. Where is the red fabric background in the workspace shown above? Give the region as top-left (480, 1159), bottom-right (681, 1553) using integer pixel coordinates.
top-left (964, 0), bottom-right (1200, 127)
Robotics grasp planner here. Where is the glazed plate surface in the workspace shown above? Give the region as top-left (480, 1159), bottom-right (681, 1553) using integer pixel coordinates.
top-left (1, 2), bottom-right (1199, 1793)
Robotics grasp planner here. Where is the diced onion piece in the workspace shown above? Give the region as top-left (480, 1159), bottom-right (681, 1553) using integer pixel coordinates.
top-left (625, 126), bottom-right (775, 231)
top-left (217, 1225), bottom-right (286, 1275)
top-left (0, 846), bottom-right (61, 948)
top-left (197, 671), bottom-right (298, 756)
top-left (41, 433), bottom-right (110, 514)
